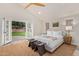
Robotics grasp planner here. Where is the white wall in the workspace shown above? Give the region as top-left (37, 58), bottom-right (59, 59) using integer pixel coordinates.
top-left (42, 18), bottom-right (63, 33)
top-left (58, 14), bottom-right (79, 46)
top-left (42, 12), bottom-right (79, 46)
top-left (0, 19), bottom-right (2, 45)
top-left (0, 4), bottom-right (44, 36)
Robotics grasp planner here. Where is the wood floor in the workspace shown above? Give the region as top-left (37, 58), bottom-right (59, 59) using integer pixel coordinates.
top-left (0, 40), bottom-right (76, 56)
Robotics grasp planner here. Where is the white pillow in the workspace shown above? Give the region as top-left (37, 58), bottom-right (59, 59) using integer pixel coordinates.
top-left (47, 31), bottom-right (62, 37)
top-left (47, 31), bottom-right (53, 36)
top-left (53, 31), bottom-right (62, 37)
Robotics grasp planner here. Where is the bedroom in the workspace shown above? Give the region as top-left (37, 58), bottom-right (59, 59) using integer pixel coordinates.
top-left (0, 3), bottom-right (79, 56)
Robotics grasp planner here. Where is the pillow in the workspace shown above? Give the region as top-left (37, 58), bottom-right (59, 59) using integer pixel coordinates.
top-left (47, 31), bottom-right (62, 38)
top-left (42, 36), bottom-right (57, 41)
top-left (47, 31), bottom-right (53, 36)
top-left (53, 31), bottom-right (62, 37)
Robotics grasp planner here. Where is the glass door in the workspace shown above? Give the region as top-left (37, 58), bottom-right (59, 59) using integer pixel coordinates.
top-left (26, 23), bottom-right (33, 38)
top-left (3, 19), bottom-right (12, 44)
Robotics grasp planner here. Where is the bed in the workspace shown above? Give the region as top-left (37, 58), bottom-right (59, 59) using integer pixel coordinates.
top-left (33, 30), bottom-right (64, 52)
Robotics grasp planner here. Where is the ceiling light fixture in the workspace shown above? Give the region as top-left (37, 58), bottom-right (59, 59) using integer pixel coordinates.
top-left (38, 11), bottom-right (41, 14)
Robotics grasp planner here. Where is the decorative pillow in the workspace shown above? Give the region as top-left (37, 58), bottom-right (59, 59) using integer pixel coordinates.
top-left (44, 36), bottom-right (57, 40)
top-left (53, 31), bottom-right (63, 37)
top-left (47, 31), bottom-right (53, 36)
top-left (47, 30), bottom-right (62, 38)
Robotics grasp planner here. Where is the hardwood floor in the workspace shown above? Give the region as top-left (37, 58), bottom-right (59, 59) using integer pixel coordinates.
top-left (44, 44), bottom-right (76, 56)
top-left (0, 40), bottom-right (76, 56)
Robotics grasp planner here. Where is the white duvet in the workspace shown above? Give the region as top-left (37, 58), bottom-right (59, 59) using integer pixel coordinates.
top-left (34, 35), bottom-right (64, 52)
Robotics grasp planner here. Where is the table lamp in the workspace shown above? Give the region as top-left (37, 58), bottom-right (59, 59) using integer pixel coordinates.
top-left (66, 26), bottom-right (72, 36)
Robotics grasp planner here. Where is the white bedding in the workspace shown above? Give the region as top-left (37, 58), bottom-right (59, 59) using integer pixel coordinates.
top-left (34, 35), bottom-right (64, 52)
top-left (45, 36), bottom-right (63, 52)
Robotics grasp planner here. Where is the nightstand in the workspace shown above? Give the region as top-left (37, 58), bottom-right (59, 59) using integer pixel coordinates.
top-left (64, 35), bottom-right (72, 45)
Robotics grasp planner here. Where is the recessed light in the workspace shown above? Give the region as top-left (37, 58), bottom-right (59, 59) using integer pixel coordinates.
top-left (38, 12), bottom-right (41, 14)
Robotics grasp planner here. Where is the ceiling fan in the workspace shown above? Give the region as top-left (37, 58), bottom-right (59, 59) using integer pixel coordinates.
top-left (25, 3), bottom-right (46, 9)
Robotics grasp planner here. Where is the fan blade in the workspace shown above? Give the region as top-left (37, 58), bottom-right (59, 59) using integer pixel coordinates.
top-left (24, 3), bottom-right (32, 9)
top-left (24, 3), bottom-right (46, 9)
top-left (33, 3), bottom-right (45, 7)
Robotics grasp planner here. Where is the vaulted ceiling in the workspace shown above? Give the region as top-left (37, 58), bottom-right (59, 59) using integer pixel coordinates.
top-left (20, 3), bottom-right (79, 20)
top-left (0, 3), bottom-right (79, 21)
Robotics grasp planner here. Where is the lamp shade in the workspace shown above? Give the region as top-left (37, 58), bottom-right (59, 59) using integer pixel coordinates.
top-left (66, 26), bottom-right (72, 30)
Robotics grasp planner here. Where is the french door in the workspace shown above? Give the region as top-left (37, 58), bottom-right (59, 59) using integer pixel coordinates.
top-left (25, 23), bottom-right (33, 38)
top-left (2, 18), bottom-right (12, 45)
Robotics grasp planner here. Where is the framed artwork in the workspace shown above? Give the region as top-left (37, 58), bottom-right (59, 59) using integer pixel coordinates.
top-left (53, 22), bottom-right (59, 27)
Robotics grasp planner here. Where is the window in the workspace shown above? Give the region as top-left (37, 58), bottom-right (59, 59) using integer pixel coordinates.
top-left (66, 19), bottom-right (73, 26)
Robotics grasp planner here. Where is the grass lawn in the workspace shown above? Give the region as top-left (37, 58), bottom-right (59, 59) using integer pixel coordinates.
top-left (12, 32), bottom-right (26, 36)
